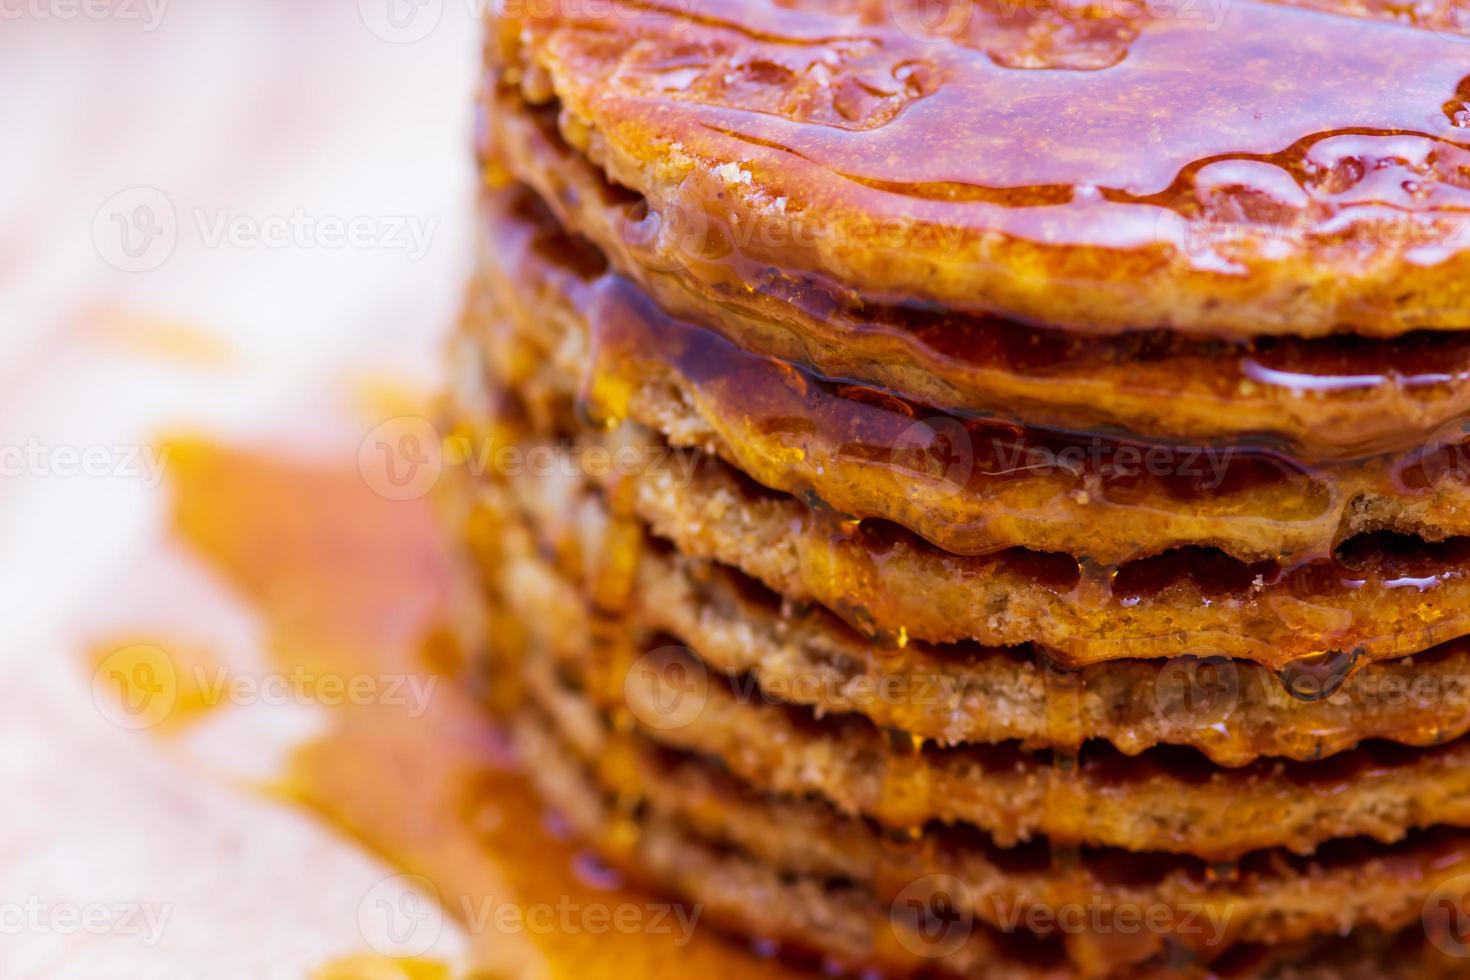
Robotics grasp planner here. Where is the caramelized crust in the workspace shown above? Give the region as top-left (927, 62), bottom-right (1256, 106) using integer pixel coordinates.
top-left (630, 450), bottom-right (1470, 669)
top-left (503, 547), bottom-right (1470, 860)
top-left (467, 461), bottom-right (1470, 860)
top-left (462, 416), bottom-right (1470, 766)
top-left (515, 706), bottom-right (1076, 979)
top-left (522, 692), bottom-right (1470, 973)
top-left (470, 185), bottom-right (1470, 566)
top-left (488, 0), bottom-right (1470, 339)
top-left (481, 105), bottom-right (1470, 461)
top-left (513, 707), bottom-right (1470, 980)
top-left (592, 541), bottom-right (1470, 767)
top-left (469, 399), bottom-right (1470, 669)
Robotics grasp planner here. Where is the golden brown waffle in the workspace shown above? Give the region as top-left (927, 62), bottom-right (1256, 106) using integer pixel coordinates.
top-left (453, 381), bottom-right (1470, 768)
top-left (487, 0), bottom-right (1470, 340)
top-left (512, 703), bottom-right (1470, 980)
top-left (479, 93), bottom-right (1470, 461)
top-left (469, 183), bottom-right (1470, 567)
top-left (519, 683), bottom-right (1470, 974)
top-left (459, 6), bottom-right (1470, 973)
top-left (464, 391), bottom-right (1470, 671)
top-left (552, 524), bottom-right (1470, 768)
top-left (487, 498), bottom-right (1470, 859)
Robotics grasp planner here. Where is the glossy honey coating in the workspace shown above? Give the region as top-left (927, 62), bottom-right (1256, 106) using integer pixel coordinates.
top-left (471, 183), bottom-right (1470, 567)
top-left (555, 537), bottom-right (1470, 767)
top-left (476, 387), bottom-right (1470, 670)
top-left (476, 422), bottom-right (1470, 766)
top-left (490, 0), bottom-right (1470, 338)
top-left (483, 101), bottom-right (1470, 461)
top-left (457, 420), bottom-right (1470, 976)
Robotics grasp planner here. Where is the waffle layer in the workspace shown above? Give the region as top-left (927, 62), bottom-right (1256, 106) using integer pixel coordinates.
top-left (511, 685), bottom-right (1470, 979)
top-left (469, 470), bottom-right (1470, 860)
top-left (464, 385), bottom-right (1470, 671)
top-left (469, 182), bottom-right (1470, 569)
top-left (480, 92), bottom-right (1470, 461)
top-left (463, 9), bottom-right (1470, 970)
top-left (520, 678), bottom-right (1470, 975)
top-left (486, 0), bottom-right (1470, 340)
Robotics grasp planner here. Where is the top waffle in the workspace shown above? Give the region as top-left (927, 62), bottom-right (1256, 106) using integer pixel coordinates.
top-left (490, 0), bottom-right (1470, 340)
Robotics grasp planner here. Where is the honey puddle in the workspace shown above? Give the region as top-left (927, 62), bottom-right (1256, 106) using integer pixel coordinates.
top-left (95, 438), bottom-right (805, 979)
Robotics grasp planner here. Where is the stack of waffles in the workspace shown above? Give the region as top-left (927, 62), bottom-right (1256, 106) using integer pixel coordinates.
top-left (449, 1), bottom-right (1470, 976)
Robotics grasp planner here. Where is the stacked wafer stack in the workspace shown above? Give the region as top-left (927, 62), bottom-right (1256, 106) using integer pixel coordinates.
top-left (449, 1), bottom-right (1470, 976)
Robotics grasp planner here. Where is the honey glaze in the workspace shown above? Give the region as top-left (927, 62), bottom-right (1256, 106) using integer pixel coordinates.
top-left (500, 0), bottom-right (1470, 336)
top-left (576, 271), bottom-right (1360, 567)
top-left (484, 110), bottom-right (1470, 458)
top-left (587, 0), bottom-right (1470, 198)
top-left (105, 439), bottom-right (809, 980)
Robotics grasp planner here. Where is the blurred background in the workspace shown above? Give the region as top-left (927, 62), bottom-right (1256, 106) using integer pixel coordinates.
top-left (0, 3), bottom-right (489, 976)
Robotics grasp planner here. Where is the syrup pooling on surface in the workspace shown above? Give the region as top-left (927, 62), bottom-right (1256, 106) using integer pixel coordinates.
top-left (478, 315), bottom-right (1470, 671)
top-left (148, 439), bottom-right (811, 980)
top-left (504, 0), bottom-right (1470, 339)
top-left (605, 0), bottom-right (1470, 197)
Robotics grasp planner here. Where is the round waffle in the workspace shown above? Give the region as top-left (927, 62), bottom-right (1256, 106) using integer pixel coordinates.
top-left (480, 95), bottom-right (1470, 461)
top-left (518, 689), bottom-right (1470, 976)
top-left (486, 1), bottom-right (1470, 339)
top-left (470, 183), bottom-right (1470, 568)
top-left (464, 460), bottom-right (1470, 860)
top-left (511, 697), bottom-right (1470, 980)
top-left (460, 6), bottom-right (1470, 973)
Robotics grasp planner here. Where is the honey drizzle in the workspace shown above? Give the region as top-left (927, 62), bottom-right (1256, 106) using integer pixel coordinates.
top-left (143, 438), bottom-right (807, 979)
top-left (484, 73), bottom-right (1470, 479)
top-left (573, 269), bottom-right (1361, 567)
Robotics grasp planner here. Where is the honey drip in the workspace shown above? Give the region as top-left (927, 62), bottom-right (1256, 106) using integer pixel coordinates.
top-left (1041, 655), bottom-right (1085, 877)
top-left (1277, 649), bottom-right (1363, 703)
top-left (577, 271), bottom-right (1348, 567)
top-left (879, 726), bottom-right (932, 834)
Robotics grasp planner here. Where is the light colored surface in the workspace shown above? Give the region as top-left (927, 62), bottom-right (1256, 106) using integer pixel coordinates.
top-left (1, 3), bottom-right (481, 976)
